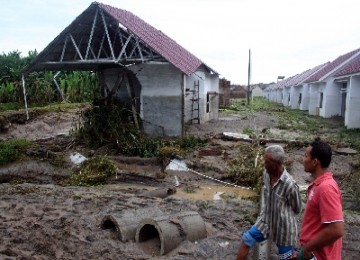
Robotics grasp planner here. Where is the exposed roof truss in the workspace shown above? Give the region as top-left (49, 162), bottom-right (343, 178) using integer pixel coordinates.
top-left (23, 3), bottom-right (165, 75)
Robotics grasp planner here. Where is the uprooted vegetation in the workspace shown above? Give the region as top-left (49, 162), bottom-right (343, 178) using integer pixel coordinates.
top-left (1, 98), bottom-right (360, 203)
top-left (73, 98), bottom-right (208, 158)
top-left (224, 143), bottom-right (264, 193)
top-left (69, 98), bottom-right (272, 188)
top-left (0, 99), bottom-right (268, 190)
top-left (69, 156), bottom-right (117, 186)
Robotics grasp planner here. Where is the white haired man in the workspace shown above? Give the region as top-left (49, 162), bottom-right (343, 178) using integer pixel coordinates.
top-left (237, 145), bottom-right (302, 260)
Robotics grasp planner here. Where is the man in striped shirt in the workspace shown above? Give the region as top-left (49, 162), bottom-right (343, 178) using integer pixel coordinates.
top-left (237, 145), bottom-right (302, 260)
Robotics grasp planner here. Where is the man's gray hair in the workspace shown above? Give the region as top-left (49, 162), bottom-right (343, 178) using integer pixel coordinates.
top-left (265, 145), bottom-right (285, 164)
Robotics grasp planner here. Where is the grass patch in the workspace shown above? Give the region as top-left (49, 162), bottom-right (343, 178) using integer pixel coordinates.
top-left (0, 102), bottom-right (89, 113)
top-left (0, 102), bottom-right (24, 112)
top-left (335, 128), bottom-right (360, 151)
top-left (229, 98), bottom-right (360, 150)
top-left (29, 102), bottom-right (89, 112)
top-left (0, 139), bottom-right (32, 166)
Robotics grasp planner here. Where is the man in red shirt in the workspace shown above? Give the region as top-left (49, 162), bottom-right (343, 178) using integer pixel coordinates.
top-left (299, 138), bottom-right (344, 260)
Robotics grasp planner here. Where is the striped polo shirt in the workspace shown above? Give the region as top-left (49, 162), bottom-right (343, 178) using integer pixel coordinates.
top-left (254, 168), bottom-right (302, 246)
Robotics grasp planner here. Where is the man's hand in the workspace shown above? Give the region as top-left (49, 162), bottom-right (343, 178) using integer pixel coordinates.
top-left (298, 247), bottom-right (313, 260)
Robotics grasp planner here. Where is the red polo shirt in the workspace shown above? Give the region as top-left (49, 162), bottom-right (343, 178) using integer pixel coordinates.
top-left (300, 172), bottom-right (344, 260)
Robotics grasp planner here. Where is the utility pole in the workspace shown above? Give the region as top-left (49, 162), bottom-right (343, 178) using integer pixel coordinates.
top-left (247, 49), bottom-right (251, 105)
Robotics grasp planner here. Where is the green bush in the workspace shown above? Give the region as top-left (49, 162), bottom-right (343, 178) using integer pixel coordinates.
top-left (0, 50), bottom-right (100, 106)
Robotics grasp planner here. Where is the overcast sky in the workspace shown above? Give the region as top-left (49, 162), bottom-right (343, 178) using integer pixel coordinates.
top-left (1, 0), bottom-right (360, 84)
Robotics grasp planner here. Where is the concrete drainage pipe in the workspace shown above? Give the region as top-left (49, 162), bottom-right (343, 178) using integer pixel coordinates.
top-left (135, 211), bottom-right (207, 255)
top-left (100, 207), bottom-right (163, 242)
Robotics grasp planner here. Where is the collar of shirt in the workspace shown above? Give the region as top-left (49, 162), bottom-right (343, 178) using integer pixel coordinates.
top-left (265, 168), bottom-right (288, 188)
top-left (279, 169), bottom-right (289, 182)
top-left (309, 172), bottom-right (333, 189)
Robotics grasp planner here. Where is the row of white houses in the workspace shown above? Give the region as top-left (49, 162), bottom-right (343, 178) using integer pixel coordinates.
top-left (264, 48), bottom-right (360, 129)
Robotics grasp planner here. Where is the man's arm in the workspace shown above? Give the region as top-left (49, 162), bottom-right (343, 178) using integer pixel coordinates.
top-left (301, 221), bottom-right (344, 258)
top-left (289, 183), bottom-right (302, 214)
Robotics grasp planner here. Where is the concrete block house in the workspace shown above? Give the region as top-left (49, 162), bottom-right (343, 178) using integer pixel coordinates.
top-left (22, 2), bottom-right (219, 137)
top-left (286, 63), bottom-right (328, 110)
top-left (305, 48), bottom-right (360, 118)
top-left (250, 85), bottom-right (264, 98)
top-left (264, 48), bottom-right (360, 129)
top-left (296, 63), bottom-right (328, 111)
top-left (333, 55), bottom-right (360, 128)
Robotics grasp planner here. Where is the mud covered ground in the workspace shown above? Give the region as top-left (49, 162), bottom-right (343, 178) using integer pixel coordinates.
top-left (0, 107), bottom-right (359, 259)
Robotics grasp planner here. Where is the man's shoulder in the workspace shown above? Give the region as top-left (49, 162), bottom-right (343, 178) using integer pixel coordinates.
top-left (316, 173), bottom-right (341, 193)
top-left (281, 169), bottom-right (296, 183)
top-left (317, 172), bottom-right (338, 185)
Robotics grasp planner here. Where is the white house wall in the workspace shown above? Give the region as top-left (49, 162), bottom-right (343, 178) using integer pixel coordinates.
top-left (205, 73), bottom-right (219, 121)
top-left (267, 91), bottom-right (272, 100)
top-left (345, 75), bottom-right (360, 128)
top-left (282, 88), bottom-right (290, 106)
top-left (271, 91), bottom-right (276, 102)
top-left (129, 63), bottom-right (183, 136)
top-left (322, 80), bottom-right (342, 117)
top-left (276, 89), bottom-right (282, 103)
top-left (184, 71), bottom-right (219, 124)
top-left (299, 84), bottom-right (310, 110)
top-left (290, 85), bottom-right (302, 109)
top-left (308, 83), bottom-right (322, 115)
top-left (252, 86), bottom-right (264, 97)
top-left (184, 74), bottom-right (202, 123)
top-left (281, 89), bottom-right (286, 105)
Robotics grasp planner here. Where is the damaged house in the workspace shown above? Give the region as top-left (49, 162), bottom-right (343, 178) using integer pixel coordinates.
top-left (22, 2), bottom-right (219, 137)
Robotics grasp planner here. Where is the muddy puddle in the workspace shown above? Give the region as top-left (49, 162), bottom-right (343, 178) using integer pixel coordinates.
top-left (174, 184), bottom-right (256, 200)
top-left (105, 183), bottom-right (256, 201)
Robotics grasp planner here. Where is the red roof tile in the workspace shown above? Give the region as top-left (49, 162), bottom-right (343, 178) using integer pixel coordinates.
top-left (276, 76), bottom-right (295, 89)
top-left (99, 2), bottom-right (212, 75)
top-left (285, 63), bottom-right (329, 87)
top-left (304, 48), bottom-right (360, 83)
top-left (334, 54), bottom-right (360, 77)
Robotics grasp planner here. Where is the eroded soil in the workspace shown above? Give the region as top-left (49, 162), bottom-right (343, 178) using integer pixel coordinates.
top-left (0, 108), bottom-right (359, 259)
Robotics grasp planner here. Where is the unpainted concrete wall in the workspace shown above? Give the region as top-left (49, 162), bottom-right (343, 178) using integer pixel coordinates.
top-left (102, 68), bottom-right (141, 113)
top-left (129, 63), bottom-right (183, 136)
top-left (103, 63), bottom-right (219, 137)
top-left (219, 79), bottom-right (231, 108)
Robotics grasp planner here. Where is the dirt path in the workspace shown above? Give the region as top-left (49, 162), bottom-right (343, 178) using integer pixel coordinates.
top-left (0, 109), bottom-right (359, 259)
